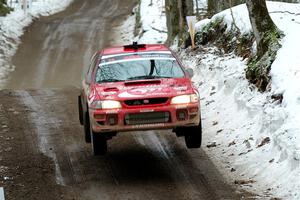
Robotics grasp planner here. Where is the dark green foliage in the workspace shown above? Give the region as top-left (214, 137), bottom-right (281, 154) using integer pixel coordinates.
top-left (196, 17), bottom-right (254, 58)
top-left (245, 30), bottom-right (282, 91)
top-left (0, 0), bottom-right (12, 16)
top-left (196, 17), bottom-right (282, 91)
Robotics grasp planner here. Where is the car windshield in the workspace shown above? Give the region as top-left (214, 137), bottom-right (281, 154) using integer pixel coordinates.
top-left (95, 53), bottom-right (185, 83)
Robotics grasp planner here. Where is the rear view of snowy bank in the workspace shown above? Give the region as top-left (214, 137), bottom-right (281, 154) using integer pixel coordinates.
top-left (0, 0), bottom-right (73, 88)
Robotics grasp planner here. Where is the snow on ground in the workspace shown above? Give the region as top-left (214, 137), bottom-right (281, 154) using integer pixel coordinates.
top-left (0, 0), bottom-right (298, 198)
top-left (138, 0), bottom-right (167, 44)
top-left (0, 0), bottom-right (73, 88)
top-left (132, 0), bottom-right (300, 199)
top-left (115, 0), bottom-right (167, 45)
top-left (185, 2), bottom-right (300, 199)
top-left (113, 6), bottom-right (137, 45)
top-left (114, 0), bottom-right (167, 46)
top-left (194, 0), bottom-right (207, 15)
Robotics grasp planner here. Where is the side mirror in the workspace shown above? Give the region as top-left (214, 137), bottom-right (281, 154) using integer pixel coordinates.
top-left (186, 68), bottom-right (194, 78)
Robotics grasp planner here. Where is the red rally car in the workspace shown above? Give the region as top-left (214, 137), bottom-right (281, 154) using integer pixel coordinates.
top-left (78, 42), bottom-right (202, 155)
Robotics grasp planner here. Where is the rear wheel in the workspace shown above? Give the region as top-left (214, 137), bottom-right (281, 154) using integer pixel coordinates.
top-left (184, 121), bottom-right (202, 149)
top-left (91, 130), bottom-right (107, 156)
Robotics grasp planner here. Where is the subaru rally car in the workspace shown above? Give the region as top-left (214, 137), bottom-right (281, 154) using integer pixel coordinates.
top-left (78, 42), bottom-right (202, 155)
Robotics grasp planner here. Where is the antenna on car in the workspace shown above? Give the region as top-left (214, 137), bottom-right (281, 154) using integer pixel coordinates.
top-left (124, 42), bottom-right (146, 51)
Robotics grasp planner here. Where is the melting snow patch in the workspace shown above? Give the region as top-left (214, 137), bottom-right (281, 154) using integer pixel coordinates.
top-left (0, 187), bottom-right (4, 200)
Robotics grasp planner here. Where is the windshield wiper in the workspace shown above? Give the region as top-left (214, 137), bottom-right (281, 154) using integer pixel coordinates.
top-left (127, 75), bottom-right (172, 80)
top-left (98, 79), bottom-right (124, 83)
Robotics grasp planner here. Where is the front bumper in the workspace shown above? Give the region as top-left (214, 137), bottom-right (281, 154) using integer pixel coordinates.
top-left (89, 103), bottom-right (200, 133)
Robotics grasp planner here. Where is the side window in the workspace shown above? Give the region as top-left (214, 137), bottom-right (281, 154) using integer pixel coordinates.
top-left (86, 53), bottom-right (99, 84)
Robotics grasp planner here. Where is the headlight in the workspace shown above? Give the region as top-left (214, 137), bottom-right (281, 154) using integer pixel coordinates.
top-left (171, 94), bottom-right (199, 104)
top-left (90, 100), bottom-right (122, 109)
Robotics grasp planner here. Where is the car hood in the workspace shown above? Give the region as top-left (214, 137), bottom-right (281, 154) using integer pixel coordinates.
top-left (92, 78), bottom-right (195, 100)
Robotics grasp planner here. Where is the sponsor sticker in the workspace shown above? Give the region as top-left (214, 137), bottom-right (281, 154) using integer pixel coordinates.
top-left (140, 109), bottom-right (154, 113)
top-left (174, 86), bottom-right (187, 91)
top-left (105, 110), bottom-right (119, 114)
top-left (118, 87), bottom-right (171, 98)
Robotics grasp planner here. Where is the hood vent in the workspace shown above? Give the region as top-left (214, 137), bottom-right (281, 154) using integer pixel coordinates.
top-left (103, 87), bottom-right (119, 92)
top-left (125, 80), bottom-right (161, 86)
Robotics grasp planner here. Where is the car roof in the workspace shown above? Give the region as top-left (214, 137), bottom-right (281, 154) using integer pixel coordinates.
top-left (102, 44), bottom-right (170, 56)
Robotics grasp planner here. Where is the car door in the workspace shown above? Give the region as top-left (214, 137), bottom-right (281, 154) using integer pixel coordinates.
top-left (82, 52), bottom-right (100, 111)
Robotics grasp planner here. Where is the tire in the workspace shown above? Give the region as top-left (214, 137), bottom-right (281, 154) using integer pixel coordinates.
top-left (78, 95), bottom-right (83, 125)
top-left (83, 111), bottom-right (91, 143)
top-left (184, 121), bottom-right (202, 149)
top-left (91, 131), bottom-right (107, 156)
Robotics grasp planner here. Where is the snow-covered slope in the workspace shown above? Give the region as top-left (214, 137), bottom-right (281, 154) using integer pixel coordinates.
top-left (131, 1), bottom-right (300, 199)
top-left (188, 2), bottom-right (300, 199)
top-left (138, 0), bottom-right (167, 44)
top-left (115, 0), bottom-right (167, 45)
top-left (0, 0), bottom-right (73, 88)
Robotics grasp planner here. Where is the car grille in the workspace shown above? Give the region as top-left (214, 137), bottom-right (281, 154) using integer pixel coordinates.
top-left (124, 112), bottom-right (170, 125)
top-left (124, 98), bottom-right (168, 106)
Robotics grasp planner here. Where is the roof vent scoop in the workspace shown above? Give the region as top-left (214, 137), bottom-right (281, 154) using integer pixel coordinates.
top-left (124, 42), bottom-right (146, 51)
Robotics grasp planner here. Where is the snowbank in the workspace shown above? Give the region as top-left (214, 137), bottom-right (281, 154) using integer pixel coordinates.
top-left (0, 0), bottom-right (73, 88)
top-left (184, 2), bottom-right (300, 199)
top-left (114, 0), bottom-right (167, 45)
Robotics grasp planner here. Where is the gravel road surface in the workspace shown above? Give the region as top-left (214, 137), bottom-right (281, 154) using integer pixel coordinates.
top-left (1, 0), bottom-right (255, 199)
top-left (0, 89), bottom-right (254, 200)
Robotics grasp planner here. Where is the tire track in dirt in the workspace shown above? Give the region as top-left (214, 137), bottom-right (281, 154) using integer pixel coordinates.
top-left (1, 89), bottom-right (256, 199)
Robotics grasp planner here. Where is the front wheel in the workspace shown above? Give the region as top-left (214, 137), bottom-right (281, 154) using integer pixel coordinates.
top-left (91, 130), bottom-right (107, 156)
top-left (184, 122), bottom-right (202, 149)
top-left (83, 111), bottom-right (91, 143)
top-left (78, 95), bottom-right (83, 125)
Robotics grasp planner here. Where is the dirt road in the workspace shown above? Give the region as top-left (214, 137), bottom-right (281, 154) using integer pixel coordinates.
top-left (0, 0), bottom-right (255, 199)
top-left (0, 89), bottom-right (253, 200)
top-left (6, 0), bottom-right (137, 89)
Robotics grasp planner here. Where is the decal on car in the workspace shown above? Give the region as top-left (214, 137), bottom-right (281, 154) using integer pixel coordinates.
top-left (118, 87), bottom-right (170, 98)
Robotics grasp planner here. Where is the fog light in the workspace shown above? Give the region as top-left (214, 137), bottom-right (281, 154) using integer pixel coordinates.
top-left (177, 110), bottom-right (187, 121)
top-left (94, 114), bottom-right (106, 120)
top-left (107, 114), bottom-right (118, 125)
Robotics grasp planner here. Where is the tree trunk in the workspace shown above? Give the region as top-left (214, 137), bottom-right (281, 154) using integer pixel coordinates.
top-left (208, 0), bottom-right (245, 16)
top-left (165, 0), bottom-right (194, 46)
top-left (195, 0), bottom-right (199, 17)
top-left (165, 0), bottom-right (180, 44)
top-left (245, 0), bottom-right (279, 58)
top-left (245, 0), bottom-right (282, 91)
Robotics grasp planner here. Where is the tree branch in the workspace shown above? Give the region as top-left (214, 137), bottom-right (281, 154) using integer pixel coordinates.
top-left (151, 26), bottom-right (168, 33)
top-left (269, 11), bottom-right (300, 15)
top-left (229, 0), bottom-right (241, 35)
